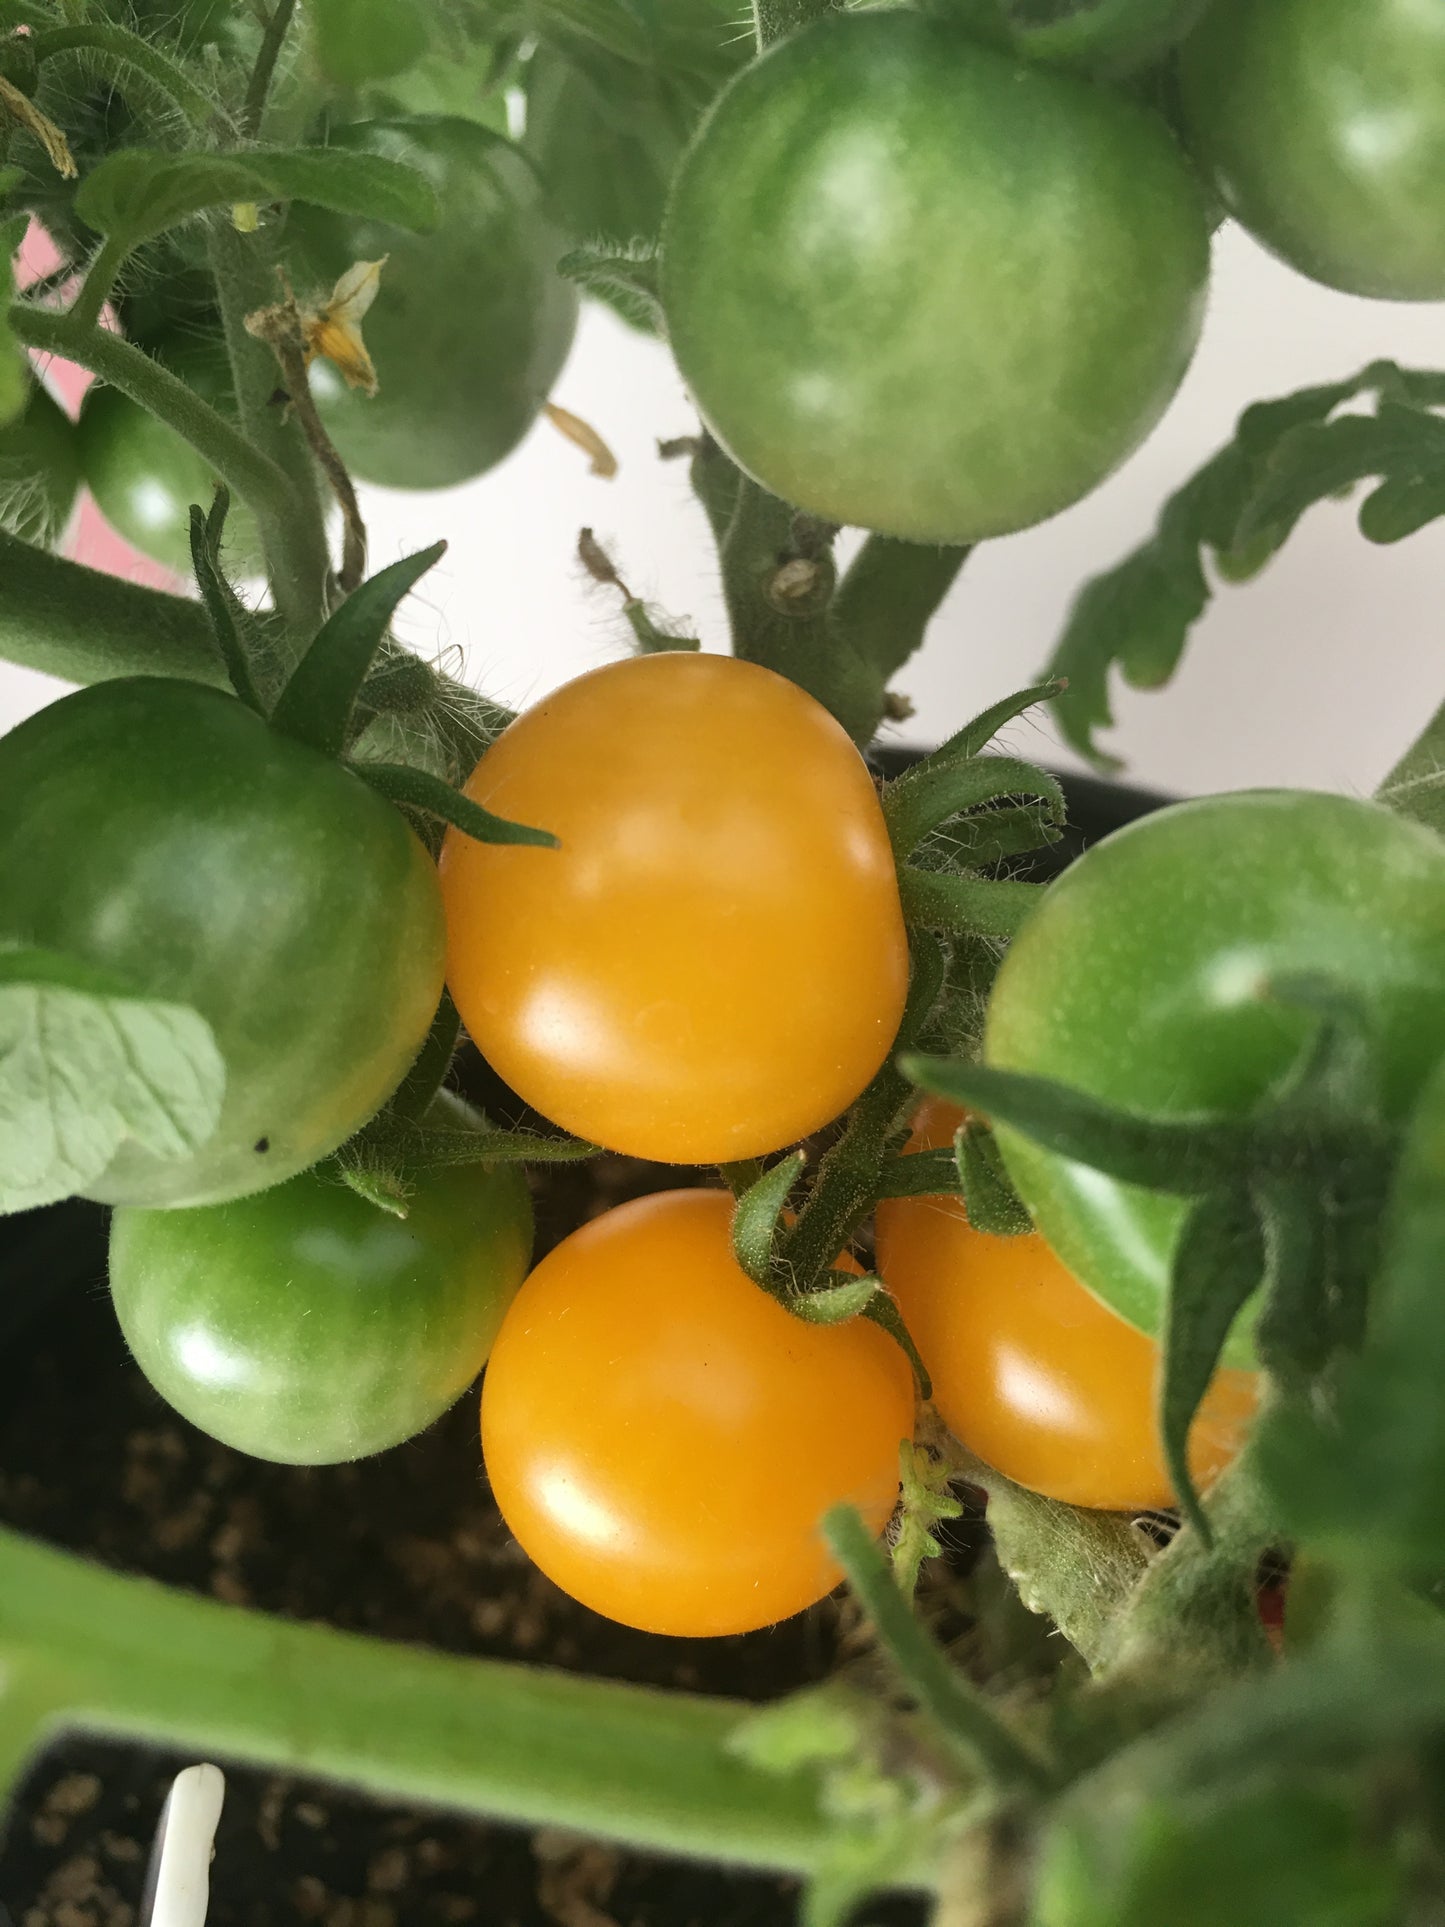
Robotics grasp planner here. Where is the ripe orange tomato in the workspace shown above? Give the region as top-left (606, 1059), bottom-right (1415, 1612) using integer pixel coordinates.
top-left (876, 1100), bottom-right (1257, 1511)
top-left (480, 1188), bottom-right (915, 1636)
top-left (438, 652), bottom-right (910, 1163)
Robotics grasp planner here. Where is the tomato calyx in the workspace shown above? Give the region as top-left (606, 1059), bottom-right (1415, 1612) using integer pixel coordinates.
top-left (907, 977), bottom-right (1404, 1542)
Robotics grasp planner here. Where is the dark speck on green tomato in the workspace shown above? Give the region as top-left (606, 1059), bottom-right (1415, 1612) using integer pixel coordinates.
top-left (0, 678), bottom-right (446, 1207)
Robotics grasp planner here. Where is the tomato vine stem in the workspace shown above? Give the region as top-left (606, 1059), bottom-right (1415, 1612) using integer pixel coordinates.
top-left (0, 1523), bottom-right (892, 1884)
top-left (751, 0), bottom-right (839, 51)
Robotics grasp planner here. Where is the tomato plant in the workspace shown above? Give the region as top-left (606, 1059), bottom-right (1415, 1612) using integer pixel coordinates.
top-left (288, 118), bottom-right (579, 489)
top-left (78, 331), bottom-right (263, 575)
top-left (110, 1100), bottom-right (533, 1464)
top-left (0, 678), bottom-right (445, 1206)
top-left (0, 377), bottom-right (80, 548)
top-left (983, 792), bottom-right (1445, 1360)
top-left (440, 651), bottom-right (910, 1164)
top-left (1178, 0), bottom-right (1445, 301)
top-left (480, 1188), bottom-right (914, 1636)
top-left (876, 1099), bottom-right (1256, 1511)
top-left (662, 8), bottom-right (1210, 544)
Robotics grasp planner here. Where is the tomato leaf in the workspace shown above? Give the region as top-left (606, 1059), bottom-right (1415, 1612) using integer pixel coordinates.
top-left (1048, 361), bottom-right (1445, 768)
top-left (356, 762), bottom-right (558, 850)
top-left (307, 0), bottom-right (431, 87)
top-left (1159, 1188), bottom-right (1266, 1542)
top-left (73, 146), bottom-right (440, 250)
top-left (273, 545), bottom-right (448, 757)
top-left (902, 1059), bottom-right (1253, 1194)
top-left (956, 1120), bottom-right (1032, 1237)
top-left (1258, 1053), bottom-right (1445, 1568)
top-left (0, 947), bottom-right (225, 1214)
top-left (557, 241), bottom-right (663, 331)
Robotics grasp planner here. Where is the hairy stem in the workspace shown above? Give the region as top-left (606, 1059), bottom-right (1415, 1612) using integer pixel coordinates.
top-left (1377, 689), bottom-right (1445, 837)
top-left (752, 0), bottom-right (837, 49)
top-left (10, 305), bottom-right (296, 519)
top-left (0, 1525), bottom-right (883, 1884)
top-left (0, 532), bottom-right (228, 686)
top-left (833, 536), bottom-right (971, 683)
top-left (67, 233), bottom-right (128, 331)
top-left (206, 220), bottom-right (332, 638)
top-left (242, 0), bottom-right (297, 137)
top-left (28, 22), bottom-right (217, 126)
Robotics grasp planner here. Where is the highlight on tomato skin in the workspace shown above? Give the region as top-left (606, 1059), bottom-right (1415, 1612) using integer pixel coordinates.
top-left (876, 1099), bottom-right (1258, 1513)
top-left (479, 1187), bottom-right (916, 1638)
top-left (439, 651), bottom-right (911, 1166)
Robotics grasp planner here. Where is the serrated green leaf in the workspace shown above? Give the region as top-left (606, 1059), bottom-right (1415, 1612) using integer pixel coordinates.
top-left (74, 145), bottom-right (439, 249)
top-left (0, 947), bottom-right (224, 1214)
top-left (730, 1150), bottom-right (805, 1286)
top-left (1048, 362), bottom-right (1445, 766)
top-left (1159, 1189), bottom-right (1266, 1541)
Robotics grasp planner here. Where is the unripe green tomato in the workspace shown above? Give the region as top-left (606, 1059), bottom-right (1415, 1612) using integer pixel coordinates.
top-left (1178, 0), bottom-right (1445, 300)
top-left (78, 332), bottom-right (264, 577)
top-left (110, 1118), bottom-right (534, 1464)
top-left (287, 117), bottom-right (579, 490)
top-left (0, 678), bottom-right (446, 1207)
top-left (662, 10), bottom-right (1210, 545)
top-left (0, 380), bottom-right (81, 548)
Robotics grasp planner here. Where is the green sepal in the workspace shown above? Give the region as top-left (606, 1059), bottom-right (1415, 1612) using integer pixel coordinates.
top-left (884, 752), bottom-right (1065, 861)
top-left (388, 990), bottom-right (462, 1123)
top-left (875, 1147), bottom-right (961, 1201)
top-left (558, 241), bottom-right (663, 332)
top-left (956, 1119), bottom-right (1032, 1237)
top-left (731, 1150), bottom-right (806, 1287)
top-left (898, 867), bottom-right (1041, 939)
top-left (336, 1160), bottom-right (413, 1218)
top-left (354, 761), bottom-right (558, 850)
top-left (74, 146), bottom-right (441, 253)
top-left (188, 498), bottom-right (265, 715)
top-left (785, 1270), bottom-right (881, 1326)
top-left (933, 798), bottom-right (1064, 868)
top-left (346, 1097), bottom-right (598, 1175)
top-left (272, 545), bottom-right (447, 757)
top-left (861, 1294), bottom-right (931, 1400)
top-left (1160, 1188), bottom-right (1267, 1542)
top-left (902, 1058), bottom-right (1251, 1195)
top-left (925, 678), bottom-right (1067, 766)
top-left (0, 946), bottom-right (225, 1215)
top-left (891, 1439), bottom-right (965, 1601)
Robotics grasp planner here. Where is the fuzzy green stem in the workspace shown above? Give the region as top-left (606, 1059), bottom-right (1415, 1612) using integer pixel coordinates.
top-left (832, 536), bottom-right (970, 683)
top-left (241, 0), bottom-right (297, 137)
top-left (823, 1507), bottom-right (1054, 1794)
top-left (752, 0), bottom-right (837, 49)
top-left (206, 220), bottom-right (332, 638)
top-left (28, 21), bottom-right (217, 124)
top-left (10, 304), bottom-right (297, 519)
top-left (0, 531), bottom-right (231, 685)
top-left (65, 233), bottom-right (130, 331)
top-left (0, 1524), bottom-right (872, 1881)
top-left (1377, 689), bottom-right (1445, 836)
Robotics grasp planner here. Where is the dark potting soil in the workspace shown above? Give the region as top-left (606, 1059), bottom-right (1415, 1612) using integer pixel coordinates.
top-left (0, 1147), bottom-right (971, 1927)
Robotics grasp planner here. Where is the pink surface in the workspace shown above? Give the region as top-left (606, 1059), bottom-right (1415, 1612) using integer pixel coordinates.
top-left (16, 221), bottom-right (186, 590)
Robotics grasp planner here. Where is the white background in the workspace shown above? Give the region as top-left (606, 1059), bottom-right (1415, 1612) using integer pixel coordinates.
top-left (4, 219), bottom-right (1442, 795)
